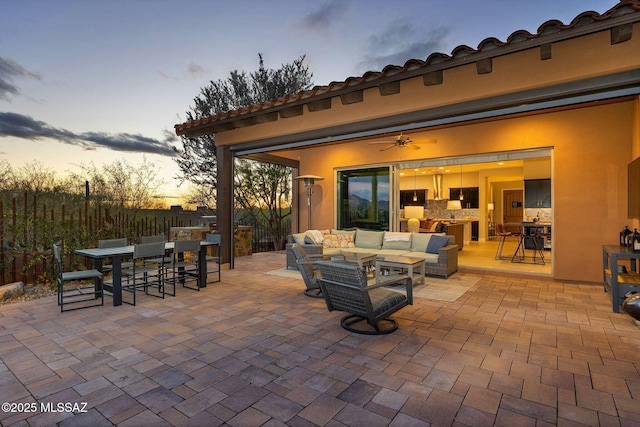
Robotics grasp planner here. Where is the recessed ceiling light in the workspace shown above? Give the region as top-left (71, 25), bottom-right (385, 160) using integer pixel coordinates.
top-left (498, 162), bottom-right (504, 165)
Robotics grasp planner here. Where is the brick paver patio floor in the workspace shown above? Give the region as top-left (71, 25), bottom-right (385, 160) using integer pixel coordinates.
top-left (0, 252), bottom-right (638, 426)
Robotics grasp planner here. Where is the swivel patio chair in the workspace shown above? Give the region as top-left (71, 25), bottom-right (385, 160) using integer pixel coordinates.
top-left (291, 243), bottom-right (325, 298)
top-left (315, 261), bottom-right (413, 335)
top-left (54, 243), bottom-right (104, 312)
top-left (168, 239), bottom-right (201, 291)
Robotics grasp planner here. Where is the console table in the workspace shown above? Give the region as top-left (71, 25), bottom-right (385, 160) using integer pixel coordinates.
top-left (602, 245), bottom-right (640, 312)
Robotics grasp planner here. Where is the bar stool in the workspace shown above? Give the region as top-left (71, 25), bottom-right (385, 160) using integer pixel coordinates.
top-left (512, 228), bottom-right (545, 265)
top-left (495, 223), bottom-right (522, 260)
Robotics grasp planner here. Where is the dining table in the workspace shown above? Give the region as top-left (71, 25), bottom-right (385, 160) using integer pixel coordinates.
top-left (75, 241), bottom-right (217, 306)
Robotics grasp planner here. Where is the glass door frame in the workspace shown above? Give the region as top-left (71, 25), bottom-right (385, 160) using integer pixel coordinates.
top-left (334, 164), bottom-right (398, 231)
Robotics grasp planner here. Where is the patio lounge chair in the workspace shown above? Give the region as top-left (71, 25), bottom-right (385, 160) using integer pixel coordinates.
top-left (315, 261), bottom-right (413, 335)
top-left (291, 243), bottom-right (326, 298)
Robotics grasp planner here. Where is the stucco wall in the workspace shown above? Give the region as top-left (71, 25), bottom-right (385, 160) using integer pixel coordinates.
top-left (217, 24), bottom-right (640, 147)
top-left (286, 99), bottom-right (638, 283)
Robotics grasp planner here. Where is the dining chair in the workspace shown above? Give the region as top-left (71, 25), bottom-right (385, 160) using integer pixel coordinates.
top-left (98, 237), bottom-right (132, 272)
top-left (54, 244), bottom-right (104, 312)
top-left (205, 233), bottom-right (221, 284)
top-left (168, 239), bottom-right (201, 291)
top-left (140, 235), bottom-right (172, 266)
top-left (121, 242), bottom-right (169, 305)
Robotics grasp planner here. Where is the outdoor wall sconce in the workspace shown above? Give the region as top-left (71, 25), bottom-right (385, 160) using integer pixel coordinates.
top-left (294, 174), bottom-right (324, 230)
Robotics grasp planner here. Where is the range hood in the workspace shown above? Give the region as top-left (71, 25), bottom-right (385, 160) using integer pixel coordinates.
top-left (432, 173), bottom-right (443, 200)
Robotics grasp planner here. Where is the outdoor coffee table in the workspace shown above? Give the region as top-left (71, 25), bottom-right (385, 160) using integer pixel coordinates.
top-left (375, 255), bottom-right (425, 286)
top-left (331, 252), bottom-right (377, 275)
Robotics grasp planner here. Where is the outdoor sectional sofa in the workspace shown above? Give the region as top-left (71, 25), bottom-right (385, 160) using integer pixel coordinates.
top-left (286, 229), bottom-right (458, 278)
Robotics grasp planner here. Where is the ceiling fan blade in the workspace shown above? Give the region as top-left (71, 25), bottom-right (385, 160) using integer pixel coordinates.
top-left (379, 144), bottom-right (396, 151)
top-left (413, 138), bottom-right (437, 144)
top-left (405, 143), bottom-right (421, 150)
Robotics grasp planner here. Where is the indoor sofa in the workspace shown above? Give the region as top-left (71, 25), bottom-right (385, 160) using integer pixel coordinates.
top-left (286, 229), bottom-right (458, 278)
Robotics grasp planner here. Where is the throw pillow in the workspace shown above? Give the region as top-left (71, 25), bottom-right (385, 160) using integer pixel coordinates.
top-left (322, 234), bottom-right (340, 248)
top-left (382, 232), bottom-right (411, 251)
top-left (355, 229), bottom-right (384, 249)
top-left (308, 229), bottom-right (324, 243)
top-left (292, 232), bottom-right (307, 245)
top-left (337, 234), bottom-right (355, 248)
top-left (429, 221), bottom-right (439, 232)
top-left (426, 235), bottom-right (450, 254)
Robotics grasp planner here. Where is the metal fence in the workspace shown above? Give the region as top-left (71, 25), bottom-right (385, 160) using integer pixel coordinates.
top-left (0, 192), bottom-right (290, 286)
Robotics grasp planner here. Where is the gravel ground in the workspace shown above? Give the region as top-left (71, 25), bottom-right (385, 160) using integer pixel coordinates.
top-left (0, 283), bottom-right (58, 306)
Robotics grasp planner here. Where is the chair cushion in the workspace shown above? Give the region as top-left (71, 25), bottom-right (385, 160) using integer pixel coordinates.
top-left (370, 288), bottom-right (407, 316)
top-left (355, 230), bottom-right (384, 249)
top-left (426, 234), bottom-right (450, 254)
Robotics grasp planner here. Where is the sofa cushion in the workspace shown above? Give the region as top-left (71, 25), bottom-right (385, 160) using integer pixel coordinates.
top-left (355, 229), bottom-right (384, 249)
top-left (426, 234), bottom-right (450, 254)
top-left (382, 232), bottom-right (411, 251)
top-left (411, 232), bottom-right (444, 252)
top-left (406, 251), bottom-right (440, 264)
top-left (331, 229), bottom-right (357, 237)
top-left (377, 249), bottom-right (411, 256)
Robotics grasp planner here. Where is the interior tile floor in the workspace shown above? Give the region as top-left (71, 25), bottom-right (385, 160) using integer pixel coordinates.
top-left (458, 239), bottom-right (552, 277)
top-left (1, 251), bottom-right (638, 426)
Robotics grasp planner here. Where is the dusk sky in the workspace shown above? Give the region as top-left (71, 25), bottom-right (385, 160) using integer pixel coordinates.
top-left (0, 0), bottom-right (618, 200)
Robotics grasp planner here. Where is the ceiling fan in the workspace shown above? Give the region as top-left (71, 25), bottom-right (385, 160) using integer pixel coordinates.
top-left (369, 132), bottom-right (437, 151)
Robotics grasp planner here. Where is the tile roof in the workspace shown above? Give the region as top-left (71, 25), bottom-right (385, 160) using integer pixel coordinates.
top-left (175, 1), bottom-right (640, 136)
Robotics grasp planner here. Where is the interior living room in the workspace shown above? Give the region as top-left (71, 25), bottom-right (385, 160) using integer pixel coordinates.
top-left (397, 154), bottom-right (552, 276)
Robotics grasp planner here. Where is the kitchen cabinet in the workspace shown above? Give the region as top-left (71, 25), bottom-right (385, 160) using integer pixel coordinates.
top-left (524, 179), bottom-right (551, 208)
top-left (400, 189), bottom-right (427, 208)
top-left (449, 187), bottom-right (479, 209)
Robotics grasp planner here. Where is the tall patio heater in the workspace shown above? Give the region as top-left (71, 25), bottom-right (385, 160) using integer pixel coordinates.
top-left (295, 175), bottom-right (324, 230)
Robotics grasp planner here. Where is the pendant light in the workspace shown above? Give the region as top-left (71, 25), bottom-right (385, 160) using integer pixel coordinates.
top-left (412, 169), bottom-right (418, 201)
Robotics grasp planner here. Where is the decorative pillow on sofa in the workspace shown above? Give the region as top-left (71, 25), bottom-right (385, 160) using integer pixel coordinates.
top-left (323, 234), bottom-right (355, 248)
top-left (382, 232), bottom-right (411, 251)
top-left (322, 234), bottom-right (340, 248)
top-left (429, 221), bottom-right (439, 232)
top-left (292, 232), bottom-right (307, 245)
top-left (355, 229), bottom-right (384, 249)
top-left (337, 234), bottom-right (355, 248)
top-left (426, 234), bottom-right (450, 254)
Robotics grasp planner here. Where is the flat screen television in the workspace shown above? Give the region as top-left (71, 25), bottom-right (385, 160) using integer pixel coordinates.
top-left (629, 156), bottom-right (640, 218)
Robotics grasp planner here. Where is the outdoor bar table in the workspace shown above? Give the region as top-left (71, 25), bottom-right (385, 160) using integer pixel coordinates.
top-left (75, 241), bottom-right (215, 306)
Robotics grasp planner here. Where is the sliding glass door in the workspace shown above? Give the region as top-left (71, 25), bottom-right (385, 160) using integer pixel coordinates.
top-left (337, 166), bottom-right (393, 230)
